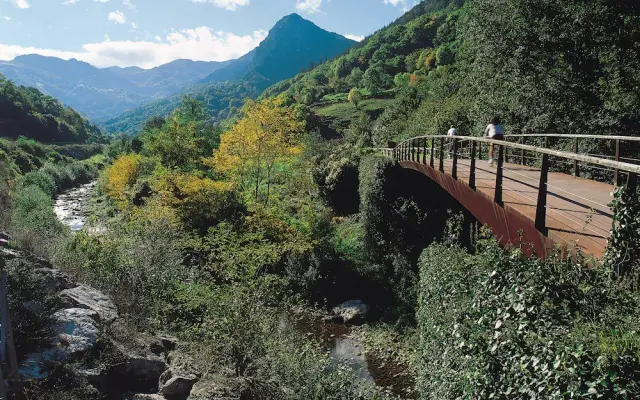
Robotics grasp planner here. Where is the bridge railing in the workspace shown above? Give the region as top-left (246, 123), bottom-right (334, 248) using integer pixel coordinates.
top-left (384, 135), bottom-right (640, 243)
top-left (502, 134), bottom-right (640, 185)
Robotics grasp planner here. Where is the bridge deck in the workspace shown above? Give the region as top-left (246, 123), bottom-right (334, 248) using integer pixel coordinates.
top-left (440, 159), bottom-right (613, 257)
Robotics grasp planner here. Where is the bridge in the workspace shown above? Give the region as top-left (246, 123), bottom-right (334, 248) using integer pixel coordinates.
top-left (381, 135), bottom-right (640, 259)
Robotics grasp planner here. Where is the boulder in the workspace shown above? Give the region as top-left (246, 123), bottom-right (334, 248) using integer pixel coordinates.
top-left (332, 300), bottom-right (370, 325)
top-left (59, 285), bottom-right (118, 322)
top-left (159, 371), bottom-right (198, 398)
top-left (51, 308), bottom-right (100, 353)
top-left (33, 267), bottom-right (75, 293)
top-left (132, 395), bottom-right (165, 400)
top-left (19, 308), bottom-right (100, 380)
top-left (188, 376), bottom-right (240, 400)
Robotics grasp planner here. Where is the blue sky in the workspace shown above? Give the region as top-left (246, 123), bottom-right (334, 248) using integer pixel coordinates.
top-left (0, 0), bottom-right (416, 69)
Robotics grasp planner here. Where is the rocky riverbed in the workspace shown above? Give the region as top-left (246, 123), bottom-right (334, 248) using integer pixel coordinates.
top-left (54, 181), bottom-right (98, 232)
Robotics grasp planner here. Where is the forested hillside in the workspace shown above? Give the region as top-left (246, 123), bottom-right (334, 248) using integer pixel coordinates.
top-left (0, 55), bottom-right (229, 121)
top-left (0, 74), bottom-right (107, 144)
top-left (105, 14), bottom-right (356, 135)
top-left (264, 0), bottom-right (640, 144)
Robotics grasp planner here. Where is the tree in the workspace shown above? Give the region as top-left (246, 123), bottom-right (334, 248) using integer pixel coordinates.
top-left (363, 65), bottom-right (392, 95)
top-left (348, 88), bottom-right (363, 110)
top-left (205, 96), bottom-right (304, 205)
top-left (333, 57), bottom-right (351, 78)
top-left (394, 72), bottom-right (411, 88)
top-left (348, 67), bottom-right (364, 88)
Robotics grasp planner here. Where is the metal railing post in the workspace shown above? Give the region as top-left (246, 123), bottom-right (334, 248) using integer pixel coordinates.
top-left (470, 141), bottom-right (477, 190)
top-left (422, 138), bottom-right (427, 164)
top-left (520, 136), bottom-right (525, 165)
top-left (494, 144), bottom-right (504, 206)
top-left (628, 172), bottom-right (638, 194)
top-left (573, 137), bottom-right (580, 177)
top-left (614, 139), bottom-right (621, 186)
top-left (452, 138), bottom-right (459, 180)
top-left (430, 139), bottom-right (435, 168)
top-left (439, 138), bottom-right (445, 173)
top-left (536, 153), bottom-right (550, 235)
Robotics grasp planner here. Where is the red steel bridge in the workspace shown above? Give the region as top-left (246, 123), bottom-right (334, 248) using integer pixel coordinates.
top-left (381, 135), bottom-right (640, 259)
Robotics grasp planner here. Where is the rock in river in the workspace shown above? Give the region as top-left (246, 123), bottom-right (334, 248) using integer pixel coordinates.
top-left (332, 300), bottom-right (370, 325)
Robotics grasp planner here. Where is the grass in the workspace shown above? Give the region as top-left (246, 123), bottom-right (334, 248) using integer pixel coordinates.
top-left (313, 98), bottom-right (394, 131)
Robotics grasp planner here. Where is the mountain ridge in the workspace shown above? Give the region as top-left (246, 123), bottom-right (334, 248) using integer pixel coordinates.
top-left (0, 55), bottom-right (231, 121)
top-left (104, 13), bottom-right (356, 135)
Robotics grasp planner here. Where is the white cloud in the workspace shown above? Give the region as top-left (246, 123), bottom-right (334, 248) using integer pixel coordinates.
top-left (62, 0), bottom-right (80, 5)
top-left (383, 0), bottom-right (410, 12)
top-left (10, 0), bottom-right (30, 9)
top-left (130, 21), bottom-right (138, 29)
top-left (344, 33), bottom-right (364, 42)
top-left (190, 0), bottom-right (249, 11)
top-left (94, 0), bottom-right (110, 2)
top-left (108, 10), bottom-right (126, 23)
top-left (0, 28), bottom-right (268, 69)
top-left (122, 0), bottom-right (135, 9)
top-left (296, 0), bottom-right (321, 14)
top-left (2, 16), bottom-right (11, 20)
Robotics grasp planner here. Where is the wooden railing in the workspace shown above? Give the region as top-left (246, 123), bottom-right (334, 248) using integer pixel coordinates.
top-left (381, 135), bottom-right (640, 237)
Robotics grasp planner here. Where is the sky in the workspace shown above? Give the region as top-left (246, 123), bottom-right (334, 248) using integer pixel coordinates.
top-left (0, 0), bottom-right (417, 69)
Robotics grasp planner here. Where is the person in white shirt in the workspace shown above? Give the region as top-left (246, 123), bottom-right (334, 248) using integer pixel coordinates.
top-left (447, 127), bottom-right (457, 136)
top-left (484, 116), bottom-right (504, 165)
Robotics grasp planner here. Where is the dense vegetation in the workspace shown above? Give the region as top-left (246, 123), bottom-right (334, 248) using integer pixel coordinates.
top-left (264, 0), bottom-right (640, 146)
top-left (0, 74), bottom-right (107, 143)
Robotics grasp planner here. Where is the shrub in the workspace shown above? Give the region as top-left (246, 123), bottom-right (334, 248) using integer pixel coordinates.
top-left (20, 170), bottom-right (57, 197)
top-left (417, 241), bottom-right (640, 398)
top-left (11, 185), bottom-right (66, 254)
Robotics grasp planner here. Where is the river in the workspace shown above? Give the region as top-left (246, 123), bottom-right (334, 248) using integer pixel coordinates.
top-left (287, 312), bottom-right (416, 398)
top-left (54, 181), bottom-right (97, 232)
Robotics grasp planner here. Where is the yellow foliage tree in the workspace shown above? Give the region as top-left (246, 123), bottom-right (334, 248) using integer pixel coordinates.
top-left (153, 172), bottom-right (238, 231)
top-left (204, 96), bottom-right (304, 205)
top-left (105, 154), bottom-right (142, 206)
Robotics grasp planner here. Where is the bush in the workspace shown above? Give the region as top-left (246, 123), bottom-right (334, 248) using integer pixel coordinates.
top-left (417, 240), bottom-right (640, 398)
top-left (11, 185), bottom-right (66, 254)
top-left (20, 170), bottom-right (57, 197)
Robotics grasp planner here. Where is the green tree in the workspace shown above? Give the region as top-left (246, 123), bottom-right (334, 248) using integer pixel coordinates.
top-left (363, 65), bottom-right (392, 95)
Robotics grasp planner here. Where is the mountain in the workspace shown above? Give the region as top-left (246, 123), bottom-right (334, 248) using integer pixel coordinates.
top-left (202, 14), bottom-right (356, 91)
top-left (0, 55), bottom-right (230, 121)
top-left (105, 14), bottom-right (356, 135)
top-left (0, 74), bottom-right (106, 143)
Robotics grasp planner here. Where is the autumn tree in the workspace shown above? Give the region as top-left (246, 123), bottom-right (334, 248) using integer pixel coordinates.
top-left (205, 96), bottom-right (304, 205)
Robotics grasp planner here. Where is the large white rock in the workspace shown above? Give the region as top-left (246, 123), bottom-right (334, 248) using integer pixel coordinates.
top-left (51, 308), bottom-right (100, 353)
top-left (59, 285), bottom-right (118, 322)
top-left (332, 300), bottom-right (370, 325)
top-left (19, 308), bottom-right (100, 380)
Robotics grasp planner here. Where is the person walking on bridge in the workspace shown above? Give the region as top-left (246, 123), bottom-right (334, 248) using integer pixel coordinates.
top-left (485, 116), bottom-right (504, 165)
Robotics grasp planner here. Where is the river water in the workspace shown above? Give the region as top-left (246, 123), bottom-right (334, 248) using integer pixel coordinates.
top-left (53, 181), bottom-right (97, 232)
top-left (287, 312), bottom-right (416, 398)
top-left (52, 181), bottom-right (416, 398)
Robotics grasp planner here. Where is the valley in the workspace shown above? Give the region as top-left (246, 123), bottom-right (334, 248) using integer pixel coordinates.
top-left (1, 0), bottom-right (640, 399)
